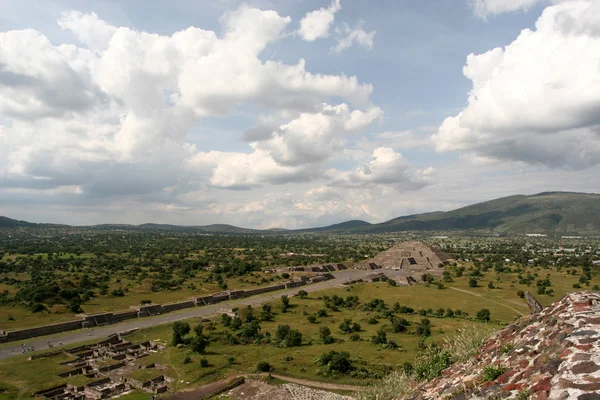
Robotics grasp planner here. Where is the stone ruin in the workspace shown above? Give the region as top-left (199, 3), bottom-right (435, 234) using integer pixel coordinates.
top-left (407, 291), bottom-right (600, 400)
top-left (34, 334), bottom-right (172, 400)
top-left (356, 241), bottom-right (450, 271)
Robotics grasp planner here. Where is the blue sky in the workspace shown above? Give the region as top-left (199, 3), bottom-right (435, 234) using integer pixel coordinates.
top-left (0, 0), bottom-right (599, 228)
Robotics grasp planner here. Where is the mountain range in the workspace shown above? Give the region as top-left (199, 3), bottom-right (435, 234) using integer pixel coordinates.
top-left (2, 192), bottom-right (600, 234)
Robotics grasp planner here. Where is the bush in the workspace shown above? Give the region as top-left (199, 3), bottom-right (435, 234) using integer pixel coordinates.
top-left (316, 351), bottom-right (353, 375)
top-left (30, 303), bottom-right (47, 313)
top-left (482, 365), bottom-right (508, 382)
top-left (387, 279), bottom-right (397, 287)
top-left (183, 355), bottom-right (191, 364)
top-left (442, 324), bottom-right (495, 363)
top-left (307, 315), bottom-right (317, 324)
top-left (323, 335), bottom-right (335, 344)
top-left (413, 345), bottom-right (452, 382)
top-left (488, 281), bottom-right (495, 289)
top-left (275, 324), bottom-right (302, 347)
top-left (371, 328), bottom-right (387, 345)
top-left (256, 361), bottom-right (272, 372)
top-left (367, 317), bottom-right (378, 325)
top-left (319, 326), bottom-right (331, 340)
top-left (476, 309), bottom-right (491, 322)
top-left (416, 318), bottom-right (431, 337)
top-left (357, 370), bottom-right (413, 400)
top-left (516, 290), bottom-right (525, 298)
top-left (297, 290), bottom-right (308, 299)
top-left (140, 299), bottom-right (152, 305)
top-left (469, 278), bottom-right (478, 288)
top-left (350, 333), bottom-right (360, 341)
top-left (200, 358), bottom-right (210, 368)
top-left (281, 273), bottom-right (290, 279)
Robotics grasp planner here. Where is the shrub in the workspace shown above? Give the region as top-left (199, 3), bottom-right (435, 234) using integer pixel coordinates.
top-left (593, 285), bottom-right (600, 291)
top-left (323, 335), bottom-right (335, 344)
top-left (413, 345), bottom-right (452, 382)
top-left (469, 278), bottom-right (478, 288)
top-left (316, 309), bottom-right (328, 317)
top-left (183, 355), bottom-right (191, 364)
top-left (573, 283), bottom-right (582, 289)
top-left (319, 326), bottom-right (331, 340)
top-left (357, 370), bottom-right (413, 400)
top-left (482, 365), bottom-right (508, 382)
top-left (256, 361), bottom-right (272, 372)
top-left (392, 318), bottom-right (409, 333)
top-left (190, 336), bottom-right (209, 353)
top-left (200, 358), bottom-right (209, 368)
top-left (316, 351), bottom-right (353, 375)
top-left (371, 328), bottom-right (387, 345)
top-left (307, 315), bottom-right (317, 323)
top-left (476, 309), bottom-right (491, 322)
top-left (220, 313), bottom-right (232, 327)
top-left (416, 318), bottom-right (431, 337)
top-left (30, 303), bottom-right (47, 313)
top-left (442, 324), bottom-right (495, 363)
top-left (367, 317), bottom-right (378, 325)
top-left (444, 309), bottom-right (454, 318)
top-left (275, 324), bottom-right (302, 347)
top-left (488, 281), bottom-right (495, 289)
top-left (297, 290), bottom-right (308, 299)
top-left (517, 290), bottom-right (525, 298)
top-left (350, 333), bottom-right (360, 341)
top-left (140, 299), bottom-right (152, 305)
top-left (388, 279), bottom-right (397, 287)
top-left (281, 273), bottom-right (290, 279)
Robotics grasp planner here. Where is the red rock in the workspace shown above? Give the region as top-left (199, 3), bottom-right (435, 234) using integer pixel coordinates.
top-left (532, 391), bottom-right (548, 400)
top-left (501, 383), bottom-right (525, 392)
top-left (574, 344), bottom-right (593, 351)
top-left (560, 348), bottom-right (573, 358)
top-left (519, 359), bottom-right (530, 368)
top-left (531, 378), bottom-right (551, 393)
top-left (481, 381), bottom-right (496, 389)
top-left (496, 370), bottom-right (517, 384)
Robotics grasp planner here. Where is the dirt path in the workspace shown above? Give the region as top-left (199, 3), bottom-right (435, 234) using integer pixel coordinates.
top-left (165, 373), bottom-right (366, 399)
top-left (268, 373), bottom-right (367, 392)
top-left (449, 287), bottom-right (525, 316)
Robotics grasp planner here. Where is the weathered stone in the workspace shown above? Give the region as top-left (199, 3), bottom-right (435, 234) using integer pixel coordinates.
top-left (577, 394), bottom-right (600, 400)
top-left (531, 378), bottom-right (551, 393)
top-left (532, 391), bottom-right (548, 400)
top-left (526, 292), bottom-right (545, 313)
top-left (539, 358), bottom-right (563, 376)
top-left (571, 361), bottom-right (600, 374)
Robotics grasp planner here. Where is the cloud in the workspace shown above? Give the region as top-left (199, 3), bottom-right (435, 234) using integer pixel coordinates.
top-left (298, 0), bottom-right (341, 42)
top-left (0, 6), bottom-right (379, 199)
top-left (332, 23), bottom-right (375, 53)
top-left (433, 0), bottom-right (600, 169)
top-left (374, 130), bottom-right (433, 150)
top-left (468, 0), bottom-right (546, 19)
top-left (188, 103), bottom-right (383, 188)
top-left (329, 147), bottom-right (432, 191)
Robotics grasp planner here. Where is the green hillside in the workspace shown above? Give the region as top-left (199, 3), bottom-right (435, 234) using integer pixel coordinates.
top-left (357, 192), bottom-right (600, 234)
top-left (2, 192), bottom-right (599, 234)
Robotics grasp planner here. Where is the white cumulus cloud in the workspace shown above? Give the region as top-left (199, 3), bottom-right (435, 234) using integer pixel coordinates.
top-left (298, 0), bottom-right (341, 42)
top-left (433, 0), bottom-right (600, 169)
top-left (333, 23), bottom-right (375, 53)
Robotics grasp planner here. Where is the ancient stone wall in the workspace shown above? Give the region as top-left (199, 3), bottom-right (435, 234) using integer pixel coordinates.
top-left (0, 276), bottom-right (332, 343)
top-left (408, 291), bottom-right (600, 400)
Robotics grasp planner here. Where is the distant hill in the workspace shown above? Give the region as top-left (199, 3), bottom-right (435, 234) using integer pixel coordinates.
top-left (2, 192), bottom-right (600, 234)
top-left (354, 192), bottom-right (600, 234)
top-left (300, 220), bottom-right (372, 232)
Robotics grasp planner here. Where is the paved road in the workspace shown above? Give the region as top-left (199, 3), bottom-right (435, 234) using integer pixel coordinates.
top-left (0, 268), bottom-right (413, 360)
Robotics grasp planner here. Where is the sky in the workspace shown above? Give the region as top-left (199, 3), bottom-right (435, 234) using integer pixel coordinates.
top-left (0, 0), bottom-right (599, 228)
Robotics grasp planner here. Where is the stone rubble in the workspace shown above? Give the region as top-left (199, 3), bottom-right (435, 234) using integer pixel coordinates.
top-left (407, 292), bottom-right (600, 400)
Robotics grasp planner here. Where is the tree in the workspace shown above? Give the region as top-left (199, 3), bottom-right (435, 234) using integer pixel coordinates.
top-left (469, 278), bottom-right (478, 288)
top-left (416, 318), bottom-right (431, 337)
top-left (190, 336), bottom-right (209, 353)
top-left (280, 295), bottom-right (290, 313)
top-left (476, 308), bottom-right (491, 322)
top-left (275, 324), bottom-right (302, 347)
top-left (319, 326), bottom-right (331, 340)
top-left (221, 313), bottom-right (232, 327)
top-left (316, 351), bottom-right (353, 375)
top-left (230, 317), bottom-right (242, 330)
top-left (172, 321), bottom-right (191, 346)
top-left (371, 328), bottom-right (387, 345)
top-left (297, 290), bottom-right (308, 299)
top-left (256, 361), bottom-right (272, 372)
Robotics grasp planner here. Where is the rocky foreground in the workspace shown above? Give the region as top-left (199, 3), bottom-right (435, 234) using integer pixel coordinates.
top-left (409, 291), bottom-right (600, 400)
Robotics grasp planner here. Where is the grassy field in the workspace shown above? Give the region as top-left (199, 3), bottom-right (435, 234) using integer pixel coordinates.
top-left (0, 270), bottom-right (288, 331)
top-left (0, 261), bottom-right (597, 399)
